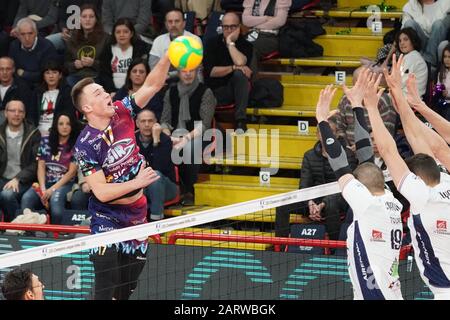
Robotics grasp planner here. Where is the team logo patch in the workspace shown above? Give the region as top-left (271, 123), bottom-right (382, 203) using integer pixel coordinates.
top-left (326, 138), bottom-right (334, 145)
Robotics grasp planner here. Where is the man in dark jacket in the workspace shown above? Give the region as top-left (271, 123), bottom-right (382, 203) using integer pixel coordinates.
top-left (275, 117), bottom-right (357, 241)
top-left (135, 109), bottom-right (178, 221)
top-left (0, 100), bottom-right (41, 222)
top-left (0, 57), bottom-right (32, 124)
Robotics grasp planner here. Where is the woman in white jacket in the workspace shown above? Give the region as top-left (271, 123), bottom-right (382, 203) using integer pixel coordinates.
top-left (396, 27), bottom-right (429, 97)
top-left (402, 0), bottom-right (450, 67)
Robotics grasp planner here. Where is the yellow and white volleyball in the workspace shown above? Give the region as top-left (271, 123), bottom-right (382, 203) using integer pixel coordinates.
top-left (168, 36), bottom-right (203, 70)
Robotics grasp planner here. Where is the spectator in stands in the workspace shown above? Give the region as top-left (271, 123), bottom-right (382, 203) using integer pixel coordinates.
top-left (64, 4), bottom-right (108, 87)
top-left (0, 57), bottom-right (32, 124)
top-left (149, 8), bottom-right (202, 83)
top-left (21, 112), bottom-right (80, 225)
top-left (8, 18), bottom-right (58, 90)
top-left (47, 0), bottom-right (102, 52)
top-left (102, 0), bottom-right (154, 43)
top-left (334, 68), bottom-right (397, 147)
top-left (275, 115), bottom-right (356, 241)
top-left (100, 18), bottom-right (150, 95)
top-left (0, 100), bottom-right (40, 222)
top-left (160, 67), bottom-right (216, 204)
top-left (30, 60), bottom-right (76, 136)
top-left (437, 44), bottom-right (450, 103)
top-left (70, 169), bottom-right (91, 211)
top-left (402, 0), bottom-right (450, 68)
top-left (113, 58), bottom-right (164, 120)
top-left (242, 0), bottom-right (291, 66)
top-left (135, 109), bottom-right (178, 220)
top-left (10, 0), bottom-right (58, 37)
top-left (396, 27), bottom-right (429, 97)
top-left (203, 12), bottom-right (253, 132)
top-left (1, 268), bottom-right (44, 300)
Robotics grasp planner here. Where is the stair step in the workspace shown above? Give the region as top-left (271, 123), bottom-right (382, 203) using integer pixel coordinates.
top-left (257, 73), bottom-right (353, 85)
top-left (209, 154), bottom-right (303, 170)
top-left (247, 105), bottom-right (320, 118)
top-left (315, 33), bottom-right (383, 57)
top-left (337, 0), bottom-right (406, 9)
top-left (194, 174), bottom-right (299, 207)
top-left (298, 7), bottom-right (403, 19)
top-left (263, 56), bottom-right (364, 68)
top-left (282, 83), bottom-right (344, 107)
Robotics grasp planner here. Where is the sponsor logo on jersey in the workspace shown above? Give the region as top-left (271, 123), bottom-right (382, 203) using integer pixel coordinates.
top-left (435, 220), bottom-right (450, 235)
top-left (326, 138), bottom-right (334, 145)
top-left (371, 230), bottom-right (386, 242)
top-left (103, 138), bottom-right (135, 169)
top-left (439, 190), bottom-right (450, 200)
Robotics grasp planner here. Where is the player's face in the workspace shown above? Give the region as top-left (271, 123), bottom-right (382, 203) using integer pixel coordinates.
top-left (398, 33), bottom-right (413, 54)
top-left (443, 49), bottom-right (450, 69)
top-left (130, 64), bottom-right (147, 86)
top-left (115, 24), bottom-right (133, 47)
top-left (80, 9), bottom-right (97, 32)
top-left (0, 58), bottom-right (14, 85)
top-left (165, 11), bottom-right (185, 37)
top-left (27, 274), bottom-right (44, 300)
top-left (57, 115), bottom-right (72, 138)
top-left (84, 83), bottom-right (115, 118)
top-left (44, 70), bottom-right (62, 89)
top-left (179, 68), bottom-right (196, 84)
top-left (136, 111), bottom-right (156, 136)
top-left (370, 132), bottom-right (379, 157)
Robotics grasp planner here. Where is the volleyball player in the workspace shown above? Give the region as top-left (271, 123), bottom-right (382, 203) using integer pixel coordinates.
top-left (316, 79), bottom-right (403, 300)
top-left (71, 55), bottom-right (171, 300)
top-left (368, 54), bottom-right (450, 299)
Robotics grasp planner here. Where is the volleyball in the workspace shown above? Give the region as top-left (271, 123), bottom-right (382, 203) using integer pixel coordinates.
top-left (168, 36), bottom-right (203, 71)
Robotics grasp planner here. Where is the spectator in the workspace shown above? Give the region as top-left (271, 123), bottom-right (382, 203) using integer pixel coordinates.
top-left (275, 116), bottom-right (356, 241)
top-left (135, 109), bottom-right (178, 220)
top-left (402, 0), bottom-right (450, 68)
top-left (8, 18), bottom-right (58, 89)
top-left (395, 27), bottom-right (428, 97)
top-left (1, 268), bottom-right (44, 300)
top-left (0, 100), bottom-right (40, 222)
top-left (160, 67), bottom-right (216, 204)
top-left (11, 0), bottom-right (58, 37)
top-left (334, 68), bottom-right (397, 147)
top-left (21, 112), bottom-right (80, 225)
top-left (113, 58), bottom-right (164, 120)
top-left (0, 30), bottom-right (10, 57)
top-left (46, 0), bottom-right (102, 52)
top-left (100, 18), bottom-right (150, 95)
top-left (29, 60), bottom-right (76, 136)
top-left (70, 169), bottom-right (91, 211)
top-left (149, 8), bottom-right (202, 82)
top-left (64, 4), bottom-right (108, 87)
top-left (437, 43), bottom-right (450, 103)
top-left (0, 57), bottom-right (32, 123)
top-left (102, 0), bottom-right (154, 43)
top-left (242, 0), bottom-right (291, 65)
top-left (203, 12), bottom-right (253, 132)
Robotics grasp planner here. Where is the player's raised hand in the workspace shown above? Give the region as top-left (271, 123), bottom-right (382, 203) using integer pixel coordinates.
top-left (383, 53), bottom-right (404, 94)
top-left (342, 67), bottom-right (370, 107)
top-left (363, 72), bottom-right (385, 110)
top-left (316, 85), bottom-right (337, 123)
top-left (406, 73), bottom-right (426, 111)
top-left (135, 162), bottom-right (160, 188)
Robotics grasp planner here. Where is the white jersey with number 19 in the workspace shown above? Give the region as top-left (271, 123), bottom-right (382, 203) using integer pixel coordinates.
top-left (343, 178), bottom-right (404, 300)
top-left (399, 172), bottom-right (450, 299)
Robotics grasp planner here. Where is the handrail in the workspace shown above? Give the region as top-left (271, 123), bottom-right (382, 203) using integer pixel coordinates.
top-left (167, 232), bottom-right (413, 259)
top-left (0, 222), bottom-right (162, 244)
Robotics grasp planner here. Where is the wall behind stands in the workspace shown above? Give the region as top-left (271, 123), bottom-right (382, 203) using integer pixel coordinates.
top-left (0, 236), bottom-right (430, 300)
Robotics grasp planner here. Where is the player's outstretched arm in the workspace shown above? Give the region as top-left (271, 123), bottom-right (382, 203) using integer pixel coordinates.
top-left (342, 68), bottom-right (374, 164)
top-left (133, 54), bottom-right (171, 108)
top-left (84, 163), bottom-right (160, 203)
top-left (316, 85), bottom-right (354, 190)
top-left (405, 74), bottom-right (450, 171)
top-left (365, 71), bottom-right (409, 188)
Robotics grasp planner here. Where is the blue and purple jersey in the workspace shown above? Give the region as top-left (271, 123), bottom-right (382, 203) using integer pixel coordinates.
top-left (37, 136), bottom-right (75, 185)
top-left (74, 97), bottom-right (148, 253)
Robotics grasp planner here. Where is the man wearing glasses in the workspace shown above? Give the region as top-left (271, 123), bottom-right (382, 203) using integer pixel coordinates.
top-left (203, 12), bottom-right (253, 132)
top-left (0, 100), bottom-right (40, 222)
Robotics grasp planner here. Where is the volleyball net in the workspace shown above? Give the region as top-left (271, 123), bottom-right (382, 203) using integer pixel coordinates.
top-left (0, 182), bottom-right (430, 300)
